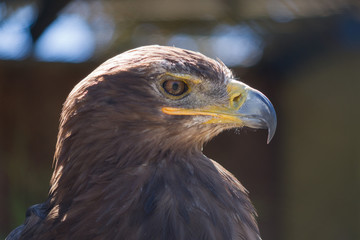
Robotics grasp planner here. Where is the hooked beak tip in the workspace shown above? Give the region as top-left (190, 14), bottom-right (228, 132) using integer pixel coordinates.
top-left (235, 84), bottom-right (277, 144)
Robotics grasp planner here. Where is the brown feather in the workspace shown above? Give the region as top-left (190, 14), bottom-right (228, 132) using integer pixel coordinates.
top-left (7, 45), bottom-right (260, 240)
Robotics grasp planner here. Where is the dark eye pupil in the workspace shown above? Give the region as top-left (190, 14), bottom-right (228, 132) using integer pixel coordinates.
top-left (172, 83), bottom-right (179, 91)
top-left (163, 80), bottom-right (188, 96)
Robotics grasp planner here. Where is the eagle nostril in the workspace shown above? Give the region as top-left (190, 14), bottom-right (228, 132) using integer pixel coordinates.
top-left (232, 94), bottom-right (241, 103)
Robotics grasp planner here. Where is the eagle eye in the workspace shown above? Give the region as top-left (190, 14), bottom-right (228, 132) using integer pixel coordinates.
top-left (162, 80), bottom-right (188, 97)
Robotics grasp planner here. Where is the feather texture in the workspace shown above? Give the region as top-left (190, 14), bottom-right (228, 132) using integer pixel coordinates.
top-left (7, 45), bottom-right (261, 240)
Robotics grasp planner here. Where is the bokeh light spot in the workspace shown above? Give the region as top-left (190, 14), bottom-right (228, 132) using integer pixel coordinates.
top-left (34, 14), bottom-right (95, 63)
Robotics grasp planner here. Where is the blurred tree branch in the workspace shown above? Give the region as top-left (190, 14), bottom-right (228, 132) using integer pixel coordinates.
top-left (30, 0), bottom-right (72, 42)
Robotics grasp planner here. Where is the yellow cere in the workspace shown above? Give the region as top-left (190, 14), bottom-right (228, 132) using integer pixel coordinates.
top-left (226, 81), bottom-right (247, 110)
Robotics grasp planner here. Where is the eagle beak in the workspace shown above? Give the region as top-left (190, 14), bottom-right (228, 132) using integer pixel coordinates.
top-left (229, 80), bottom-right (277, 143)
top-left (162, 80), bottom-right (277, 143)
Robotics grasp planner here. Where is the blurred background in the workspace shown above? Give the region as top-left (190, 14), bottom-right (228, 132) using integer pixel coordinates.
top-left (1, 0), bottom-right (360, 239)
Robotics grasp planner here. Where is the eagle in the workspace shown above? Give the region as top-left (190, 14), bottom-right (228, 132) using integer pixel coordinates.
top-left (7, 45), bottom-right (276, 240)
